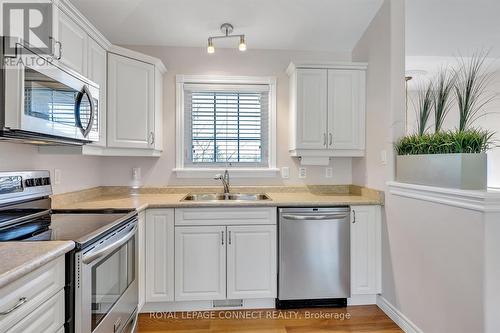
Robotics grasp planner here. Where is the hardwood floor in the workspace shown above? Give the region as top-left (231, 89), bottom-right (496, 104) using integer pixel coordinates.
top-left (138, 305), bottom-right (403, 332)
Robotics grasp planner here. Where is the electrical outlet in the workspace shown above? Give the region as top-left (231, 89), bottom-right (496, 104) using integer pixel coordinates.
top-left (298, 167), bottom-right (307, 179)
top-left (132, 167), bottom-right (141, 181)
top-left (281, 167), bottom-right (290, 179)
top-left (325, 167), bottom-right (333, 178)
top-left (54, 169), bottom-right (61, 185)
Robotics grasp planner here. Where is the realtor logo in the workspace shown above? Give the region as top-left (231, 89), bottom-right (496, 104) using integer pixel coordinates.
top-left (2, 1), bottom-right (53, 55)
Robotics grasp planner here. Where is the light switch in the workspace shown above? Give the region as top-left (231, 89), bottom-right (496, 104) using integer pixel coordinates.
top-left (381, 150), bottom-right (388, 166)
top-left (281, 167), bottom-right (290, 179)
top-left (54, 169), bottom-right (61, 185)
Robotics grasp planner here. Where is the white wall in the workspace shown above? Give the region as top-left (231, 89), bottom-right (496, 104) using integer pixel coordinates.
top-left (351, 0), bottom-right (406, 190)
top-left (99, 46), bottom-right (355, 187)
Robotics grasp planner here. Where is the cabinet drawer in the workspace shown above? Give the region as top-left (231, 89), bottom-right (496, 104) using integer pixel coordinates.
top-left (175, 207), bottom-right (277, 226)
top-left (0, 256), bottom-right (65, 333)
top-left (6, 289), bottom-right (65, 333)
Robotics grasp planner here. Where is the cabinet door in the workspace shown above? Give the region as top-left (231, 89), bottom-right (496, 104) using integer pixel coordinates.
top-left (107, 53), bottom-right (155, 149)
top-left (145, 209), bottom-right (174, 302)
top-left (175, 226), bottom-right (226, 301)
top-left (87, 38), bottom-right (107, 147)
top-left (57, 10), bottom-right (87, 75)
top-left (295, 69), bottom-right (328, 149)
top-left (227, 225), bottom-right (277, 299)
top-left (327, 69), bottom-right (366, 151)
top-left (350, 205), bottom-right (381, 295)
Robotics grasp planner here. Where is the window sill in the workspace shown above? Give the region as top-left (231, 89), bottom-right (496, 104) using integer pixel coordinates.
top-left (174, 168), bottom-right (280, 178)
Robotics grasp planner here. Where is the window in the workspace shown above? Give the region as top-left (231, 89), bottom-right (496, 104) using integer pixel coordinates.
top-left (176, 76), bottom-right (277, 178)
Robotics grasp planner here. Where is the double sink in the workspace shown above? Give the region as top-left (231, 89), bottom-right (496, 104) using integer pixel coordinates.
top-left (182, 193), bottom-right (271, 202)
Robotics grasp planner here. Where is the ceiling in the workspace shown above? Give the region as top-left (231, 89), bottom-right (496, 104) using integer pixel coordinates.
top-left (70, 0), bottom-right (383, 52)
top-left (406, 0), bottom-right (500, 57)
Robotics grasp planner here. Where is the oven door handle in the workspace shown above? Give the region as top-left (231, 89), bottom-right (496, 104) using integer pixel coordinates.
top-left (82, 225), bottom-right (137, 265)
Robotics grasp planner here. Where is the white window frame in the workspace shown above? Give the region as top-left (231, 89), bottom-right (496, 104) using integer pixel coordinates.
top-left (175, 75), bottom-right (278, 178)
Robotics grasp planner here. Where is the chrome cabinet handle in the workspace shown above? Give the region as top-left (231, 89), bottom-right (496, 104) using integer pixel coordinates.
top-left (323, 133), bottom-right (327, 146)
top-left (55, 40), bottom-right (62, 60)
top-left (329, 133), bottom-right (333, 146)
top-left (149, 131), bottom-right (155, 145)
top-left (352, 210), bottom-right (356, 223)
top-left (228, 231), bottom-right (232, 245)
top-left (0, 297), bottom-right (27, 315)
top-left (221, 231), bottom-right (224, 245)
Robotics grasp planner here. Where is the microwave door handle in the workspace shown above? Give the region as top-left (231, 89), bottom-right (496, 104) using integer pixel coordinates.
top-left (82, 225), bottom-right (137, 265)
top-left (75, 85), bottom-right (96, 138)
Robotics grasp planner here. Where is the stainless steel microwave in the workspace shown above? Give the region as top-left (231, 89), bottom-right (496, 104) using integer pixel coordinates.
top-left (0, 37), bottom-right (99, 145)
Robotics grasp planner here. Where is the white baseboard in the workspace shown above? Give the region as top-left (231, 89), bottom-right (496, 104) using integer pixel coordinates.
top-left (376, 295), bottom-right (423, 333)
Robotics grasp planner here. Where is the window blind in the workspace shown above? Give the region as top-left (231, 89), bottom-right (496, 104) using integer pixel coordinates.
top-left (184, 85), bottom-right (269, 167)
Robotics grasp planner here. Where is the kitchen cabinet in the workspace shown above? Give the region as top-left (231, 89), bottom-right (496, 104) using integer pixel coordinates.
top-left (174, 207), bottom-right (277, 302)
top-left (145, 209), bottom-right (174, 303)
top-left (350, 205), bottom-right (382, 295)
top-left (107, 47), bottom-right (165, 153)
top-left (57, 10), bottom-right (87, 75)
top-left (287, 62), bottom-right (367, 165)
top-left (226, 225), bottom-right (277, 299)
top-left (0, 256), bottom-right (65, 333)
top-left (175, 226), bottom-right (226, 301)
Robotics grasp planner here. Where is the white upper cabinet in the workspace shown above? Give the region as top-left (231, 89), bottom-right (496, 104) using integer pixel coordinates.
top-left (57, 10), bottom-right (87, 75)
top-left (350, 205), bottom-right (382, 295)
top-left (107, 53), bottom-right (155, 149)
top-left (87, 38), bottom-right (107, 147)
top-left (328, 69), bottom-right (366, 151)
top-left (106, 46), bottom-right (165, 153)
top-left (287, 62), bottom-right (367, 165)
top-left (226, 225), bottom-right (277, 299)
top-left (292, 69), bottom-right (328, 150)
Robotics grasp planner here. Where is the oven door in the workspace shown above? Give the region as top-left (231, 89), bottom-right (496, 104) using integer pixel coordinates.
top-left (75, 221), bottom-right (138, 333)
top-left (2, 37), bottom-right (99, 142)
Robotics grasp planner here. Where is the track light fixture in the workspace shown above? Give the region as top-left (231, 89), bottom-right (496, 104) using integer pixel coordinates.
top-left (207, 23), bottom-right (246, 54)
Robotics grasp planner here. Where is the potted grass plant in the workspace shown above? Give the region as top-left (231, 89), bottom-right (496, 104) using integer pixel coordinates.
top-left (396, 52), bottom-right (496, 190)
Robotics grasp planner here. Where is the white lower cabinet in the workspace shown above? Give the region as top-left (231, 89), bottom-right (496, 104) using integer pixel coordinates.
top-left (0, 256), bottom-right (65, 333)
top-left (227, 225), bottom-right (277, 299)
top-left (145, 209), bottom-right (175, 303)
top-left (350, 205), bottom-right (382, 295)
top-left (175, 226), bottom-right (227, 301)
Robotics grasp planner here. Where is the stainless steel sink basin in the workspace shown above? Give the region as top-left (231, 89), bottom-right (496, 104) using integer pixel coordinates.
top-left (181, 193), bottom-right (271, 202)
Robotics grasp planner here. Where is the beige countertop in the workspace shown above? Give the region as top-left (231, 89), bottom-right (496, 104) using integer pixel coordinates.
top-left (0, 241), bottom-right (74, 289)
top-left (52, 190), bottom-right (383, 211)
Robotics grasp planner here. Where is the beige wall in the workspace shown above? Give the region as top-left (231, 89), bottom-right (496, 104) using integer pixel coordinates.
top-left (0, 142), bottom-right (103, 194)
top-left (99, 46), bottom-right (355, 187)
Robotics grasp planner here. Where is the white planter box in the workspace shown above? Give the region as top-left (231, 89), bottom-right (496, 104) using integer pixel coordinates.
top-left (396, 153), bottom-right (487, 190)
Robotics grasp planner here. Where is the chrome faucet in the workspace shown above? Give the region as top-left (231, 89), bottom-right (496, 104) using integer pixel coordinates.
top-left (214, 170), bottom-right (230, 194)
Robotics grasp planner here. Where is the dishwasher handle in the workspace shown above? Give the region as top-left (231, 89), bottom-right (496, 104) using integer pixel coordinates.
top-left (281, 213), bottom-right (349, 221)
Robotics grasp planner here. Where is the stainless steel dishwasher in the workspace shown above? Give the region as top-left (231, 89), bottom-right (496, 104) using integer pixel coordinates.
top-left (277, 207), bottom-right (350, 308)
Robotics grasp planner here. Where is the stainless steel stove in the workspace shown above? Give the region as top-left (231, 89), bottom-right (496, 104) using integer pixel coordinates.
top-left (0, 171), bottom-right (138, 333)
